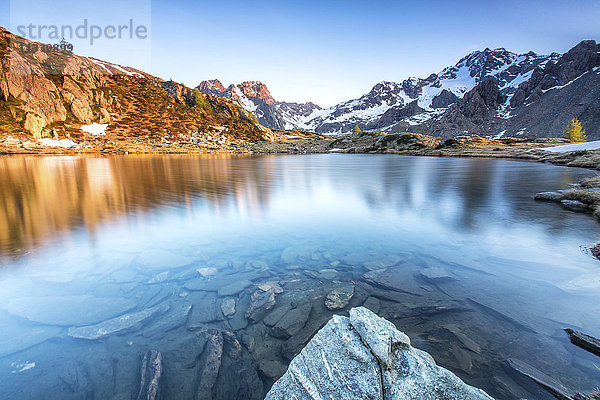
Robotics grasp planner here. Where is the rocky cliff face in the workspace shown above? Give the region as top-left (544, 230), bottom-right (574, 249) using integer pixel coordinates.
top-left (266, 307), bottom-right (494, 400)
top-left (197, 79), bottom-right (322, 130)
top-left (0, 26), bottom-right (270, 147)
top-left (426, 40), bottom-right (600, 139)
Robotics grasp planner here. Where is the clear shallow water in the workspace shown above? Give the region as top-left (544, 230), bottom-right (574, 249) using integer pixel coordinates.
top-left (0, 154), bottom-right (599, 399)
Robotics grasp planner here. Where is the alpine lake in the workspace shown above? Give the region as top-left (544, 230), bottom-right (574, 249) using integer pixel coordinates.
top-left (0, 154), bottom-right (599, 400)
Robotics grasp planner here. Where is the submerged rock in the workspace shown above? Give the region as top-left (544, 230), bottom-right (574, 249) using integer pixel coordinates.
top-left (195, 329), bottom-right (223, 400)
top-left (263, 304), bottom-right (292, 327)
top-left (561, 199), bottom-right (588, 212)
top-left (324, 284), bottom-right (355, 310)
top-left (257, 281), bottom-right (283, 294)
top-left (270, 303), bottom-right (312, 339)
top-left (258, 359), bottom-right (287, 379)
top-left (533, 191), bottom-right (564, 201)
top-left (197, 267), bottom-right (218, 277)
top-left (420, 265), bottom-right (456, 283)
top-left (362, 267), bottom-right (419, 294)
top-left (188, 295), bottom-right (224, 326)
top-left (245, 288), bottom-right (276, 323)
top-left (265, 307), bottom-right (494, 400)
top-left (136, 350), bottom-right (162, 400)
top-left (218, 280), bottom-right (253, 296)
top-left (68, 304), bottom-right (170, 340)
top-left (362, 296), bottom-right (381, 314)
top-left (220, 298), bottom-right (236, 318)
top-left (4, 295), bottom-right (137, 326)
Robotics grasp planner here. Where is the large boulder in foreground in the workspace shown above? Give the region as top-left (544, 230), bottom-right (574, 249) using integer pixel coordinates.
top-left (265, 307), bottom-right (493, 400)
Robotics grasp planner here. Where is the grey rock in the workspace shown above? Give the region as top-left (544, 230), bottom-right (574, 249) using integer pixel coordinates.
top-left (270, 303), bottom-right (312, 339)
top-left (362, 267), bottom-right (419, 294)
top-left (184, 271), bottom-right (260, 292)
top-left (147, 271), bottom-right (169, 284)
top-left (196, 329), bottom-right (223, 400)
top-left (218, 280), bottom-right (253, 296)
top-left (188, 295), bottom-right (224, 326)
top-left (561, 200), bottom-right (588, 212)
top-left (316, 269), bottom-right (338, 279)
top-left (267, 313), bottom-right (383, 400)
top-left (266, 307), bottom-right (494, 400)
top-left (362, 297), bottom-right (381, 314)
top-left (257, 281), bottom-right (283, 294)
top-left (263, 304), bottom-right (292, 327)
top-left (281, 245), bottom-right (320, 264)
top-left (220, 298), bottom-right (236, 318)
top-left (444, 324), bottom-right (481, 354)
top-left (420, 265), bottom-right (456, 283)
top-left (258, 360), bottom-right (288, 379)
top-left (432, 89), bottom-right (459, 109)
top-left (197, 267), bottom-right (218, 277)
top-left (349, 307), bottom-right (411, 368)
top-left (363, 255), bottom-right (403, 270)
top-left (68, 304), bottom-right (170, 340)
top-left (58, 361), bottom-right (94, 399)
top-left (506, 358), bottom-right (574, 400)
top-left (136, 350), bottom-right (162, 400)
top-left (142, 303), bottom-right (192, 338)
top-left (533, 191), bottom-right (563, 201)
top-left (324, 284), bottom-right (355, 310)
top-left (245, 289), bottom-right (276, 323)
top-left (213, 331), bottom-right (264, 400)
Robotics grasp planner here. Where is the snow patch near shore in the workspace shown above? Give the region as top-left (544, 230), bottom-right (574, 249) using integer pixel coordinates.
top-left (81, 123), bottom-right (108, 135)
top-left (542, 141), bottom-right (600, 153)
top-left (37, 139), bottom-right (76, 148)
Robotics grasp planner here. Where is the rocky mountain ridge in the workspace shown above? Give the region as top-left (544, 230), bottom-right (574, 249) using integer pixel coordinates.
top-left (197, 79), bottom-right (322, 130)
top-left (0, 26), bottom-right (271, 151)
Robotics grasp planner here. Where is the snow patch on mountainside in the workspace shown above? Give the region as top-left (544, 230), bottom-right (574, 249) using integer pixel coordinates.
top-left (89, 58), bottom-right (144, 78)
top-left (197, 44), bottom-right (591, 137)
top-left (294, 48), bottom-right (557, 135)
top-left (542, 141), bottom-right (600, 152)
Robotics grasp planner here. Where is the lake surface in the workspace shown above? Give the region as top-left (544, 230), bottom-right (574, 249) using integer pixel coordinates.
top-left (0, 154), bottom-right (599, 400)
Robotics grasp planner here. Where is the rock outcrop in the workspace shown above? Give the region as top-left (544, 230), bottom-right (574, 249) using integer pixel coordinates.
top-left (265, 307), bottom-right (494, 400)
top-left (197, 79), bottom-right (322, 130)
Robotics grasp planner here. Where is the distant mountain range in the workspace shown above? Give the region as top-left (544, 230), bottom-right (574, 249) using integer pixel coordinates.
top-left (199, 40), bottom-right (600, 139)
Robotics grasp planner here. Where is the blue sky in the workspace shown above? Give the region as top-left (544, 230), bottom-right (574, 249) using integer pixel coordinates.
top-left (2, 0), bottom-right (600, 106)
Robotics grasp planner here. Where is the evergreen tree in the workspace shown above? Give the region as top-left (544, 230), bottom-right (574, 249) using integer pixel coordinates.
top-left (352, 125), bottom-right (362, 134)
top-left (564, 118), bottom-right (586, 142)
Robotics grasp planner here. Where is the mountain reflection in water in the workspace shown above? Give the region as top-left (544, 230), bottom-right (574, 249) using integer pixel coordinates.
top-left (0, 154), bottom-right (598, 400)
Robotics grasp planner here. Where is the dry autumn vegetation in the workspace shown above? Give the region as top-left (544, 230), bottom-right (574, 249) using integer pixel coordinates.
top-left (0, 26), bottom-right (273, 153)
top-left (564, 117), bottom-right (587, 143)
